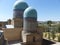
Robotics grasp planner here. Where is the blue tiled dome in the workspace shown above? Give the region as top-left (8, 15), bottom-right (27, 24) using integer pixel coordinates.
top-left (13, 0), bottom-right (28, 10)
top-left (24, 7), bottom-right (37, 18)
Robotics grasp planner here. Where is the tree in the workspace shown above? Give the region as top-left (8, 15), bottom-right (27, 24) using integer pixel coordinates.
top-left (47, 20), bottom-right (52, 40)
top-left (58, 34), bottom-right (60, 42)
top-left (47, 20), bottom-right (52, 26)
top-left (57, 24), bottom-right (60, 33)
top-left (51, 30), bottom-right (56, 40)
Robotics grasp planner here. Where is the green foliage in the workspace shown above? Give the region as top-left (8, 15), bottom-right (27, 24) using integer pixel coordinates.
top-left (51, 31), bottom-right (56, 40)
top-left (57, 24), bottom-right (60, 33)
top-left (47, 20), bottom-right (52, 26)
top-left (48, 32), bottom-right (51, 40)
top-left (58, 35), bottom-right (60, 42)
top-left (44, 33), bottom-right (47, 37)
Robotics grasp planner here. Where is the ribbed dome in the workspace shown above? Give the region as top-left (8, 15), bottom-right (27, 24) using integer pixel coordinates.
top-left (24, 7), bottom-right (37, 18)
top-left (13, 0), bottom-right (28, 10)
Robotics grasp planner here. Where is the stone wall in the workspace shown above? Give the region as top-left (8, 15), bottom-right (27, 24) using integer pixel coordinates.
top-left (2, 28), bottom-right (22, 41)
top-left (22, 26), bottom-right (43, 45)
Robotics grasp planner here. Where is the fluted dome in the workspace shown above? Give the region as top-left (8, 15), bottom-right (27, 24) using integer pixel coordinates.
top-left (13, 0), bottom-right (28, 10)
top-left (24, 7), bottom-right (37, 18)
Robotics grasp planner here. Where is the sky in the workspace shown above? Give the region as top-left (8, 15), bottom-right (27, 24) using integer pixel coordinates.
top-left (0, 0), bottom-right (60, 21)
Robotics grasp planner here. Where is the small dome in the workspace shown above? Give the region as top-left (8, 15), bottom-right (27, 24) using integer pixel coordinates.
top-left (13, 0), bottom-right (28, 10)
top-left (24, 7), bottom-right (37, 18)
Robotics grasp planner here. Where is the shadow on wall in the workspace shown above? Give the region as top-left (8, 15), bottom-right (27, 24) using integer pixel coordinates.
top-left (42, 39), bottom-right (55, 45)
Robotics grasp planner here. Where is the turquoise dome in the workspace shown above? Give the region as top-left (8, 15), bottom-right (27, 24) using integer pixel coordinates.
top-left (13, 1), bottom-right (28, 10)
top-left (24, 7), bottom-right (37, 18)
